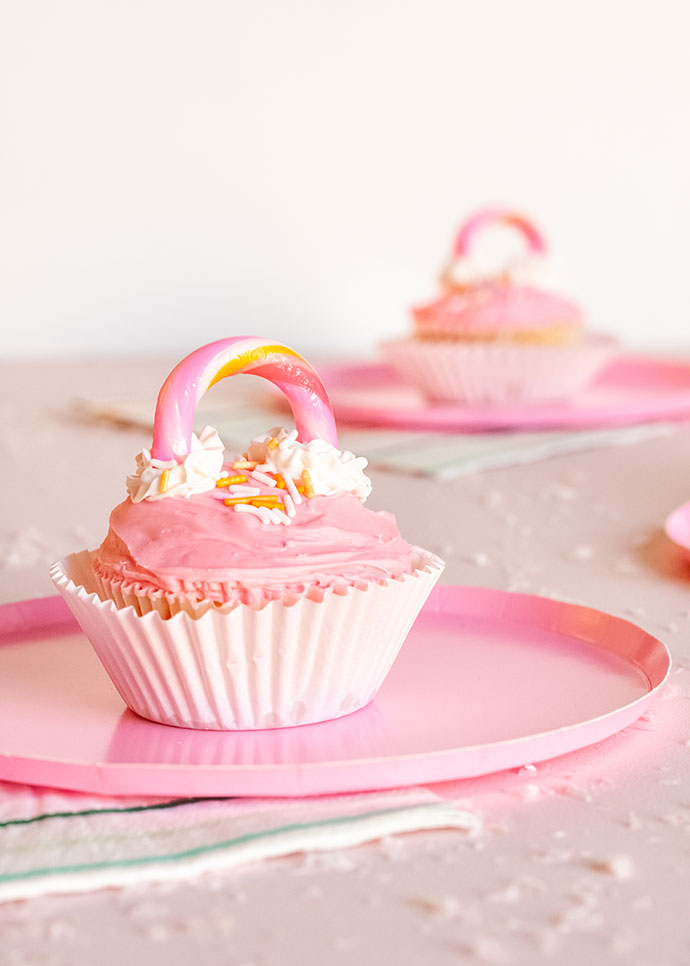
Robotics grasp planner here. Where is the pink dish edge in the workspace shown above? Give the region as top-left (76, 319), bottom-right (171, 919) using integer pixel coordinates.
top-left (318, 355), bottom-right (690, 431)
top-left (0, 590), bottom-right (672, 798)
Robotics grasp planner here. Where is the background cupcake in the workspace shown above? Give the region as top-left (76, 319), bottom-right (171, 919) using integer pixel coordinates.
top-left (382, 207), bottom-right (617, 405)
top-left (51, 336), bottom-right (443, 731)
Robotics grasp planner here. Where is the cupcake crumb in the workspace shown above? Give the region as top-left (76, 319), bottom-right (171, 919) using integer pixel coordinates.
top-left (564, 544), bottom-right (594, 562)
top-left (471, 551), bottom-right (491, 567)
top-left (589, 854), bottom-right (635, 880)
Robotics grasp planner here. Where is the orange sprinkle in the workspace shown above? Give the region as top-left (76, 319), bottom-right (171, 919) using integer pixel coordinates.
top-left (301, 469), bottom-right (315, 499)
top-left (233, 460), bottom-right (257, 470)
top-left (267, 437), bottom-right (279, 450)
top-left (296, 485), bottom-right (305, 495)
top-left (273, 473), bottom-right (286, 489)
top-left (225, 495), bottom-right (282, 507)
top-left (159, 468), bottom-right (171, 494)
top-left (216, 475), bottom-right (247, 488)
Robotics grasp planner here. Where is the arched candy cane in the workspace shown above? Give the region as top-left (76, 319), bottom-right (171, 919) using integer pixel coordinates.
top-left (453, 208), bottom-right (548, 257)
top-left (151, 337), bottom-right (338, 461)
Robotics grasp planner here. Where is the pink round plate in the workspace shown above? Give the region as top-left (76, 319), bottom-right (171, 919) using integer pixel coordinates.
top-left (664, 501), bottom-right (690, 557)
top-left (320, 355), bottom-right (690, 431)
top-left (0, 588), bottom-right (670, 798)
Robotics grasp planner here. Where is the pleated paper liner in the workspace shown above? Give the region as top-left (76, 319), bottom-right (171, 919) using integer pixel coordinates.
top-left (381, 336), bottom-right (617, 405)
top-left (51, 549), bottom-right (443, 731)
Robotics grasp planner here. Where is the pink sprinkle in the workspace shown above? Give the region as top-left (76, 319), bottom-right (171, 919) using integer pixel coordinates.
top-left (283, 473), bottom-right (303, 505)
top-left (251, 470), bottom-right (276, 487)
top-left (233, 504), bottom-right (270, 523)
top-left (283, 493), bottom-right (296, 518)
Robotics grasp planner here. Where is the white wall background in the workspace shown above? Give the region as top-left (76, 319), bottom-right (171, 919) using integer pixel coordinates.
top-left (2, 0), bottom-right (689, 360)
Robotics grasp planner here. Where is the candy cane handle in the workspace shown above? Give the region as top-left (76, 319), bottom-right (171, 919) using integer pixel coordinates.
top-left (454, 208), bottom-right (547, 257)
top-left (151, 337), bottom-right (338, 461)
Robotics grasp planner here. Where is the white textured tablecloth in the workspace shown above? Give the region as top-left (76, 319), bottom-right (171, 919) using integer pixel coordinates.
top-left (2, 357), bottom-right (690, 966)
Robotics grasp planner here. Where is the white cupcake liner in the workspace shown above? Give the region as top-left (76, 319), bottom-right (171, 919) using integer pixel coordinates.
top-left (381, 336), bottom-right (617, 405)
top-left (90, 565), bottom-right (405, 619)
top-left (50, 549), bottom-right (443, 731)
top-left (89, 567), bottom-right (238, 619)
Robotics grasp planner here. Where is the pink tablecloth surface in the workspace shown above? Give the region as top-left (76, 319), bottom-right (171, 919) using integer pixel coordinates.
top-left (2, 357), bottom-right (690, 966)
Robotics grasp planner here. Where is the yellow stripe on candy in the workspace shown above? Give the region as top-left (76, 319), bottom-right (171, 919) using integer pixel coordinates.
top-left (208, 345), bottom-right (305, 390)
top-left (151, 336), bottom-right (337, 464)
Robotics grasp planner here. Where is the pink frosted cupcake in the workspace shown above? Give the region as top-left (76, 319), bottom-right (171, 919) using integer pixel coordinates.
top-left (51, 337), bottom-right (443, 730)
top-left (383, 208), bottom-right (617, 404)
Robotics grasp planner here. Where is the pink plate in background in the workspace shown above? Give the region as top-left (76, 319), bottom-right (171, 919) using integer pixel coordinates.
top-left (664, 501), bottom-right (690, 558)
top-left (320, 355), bottom-right (690, 431)
top-left (0, 587), bottom-right (670, 798)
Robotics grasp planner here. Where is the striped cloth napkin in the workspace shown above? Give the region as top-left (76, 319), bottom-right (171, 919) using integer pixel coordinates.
top-left (78, 392), bottom-right (676, 481)
top-left (0, 781), bottom-right (479, 902)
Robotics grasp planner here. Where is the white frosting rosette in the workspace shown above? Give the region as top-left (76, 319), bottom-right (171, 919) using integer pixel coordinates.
top-left (247, 428), bottom-right (372, 502)
top-left (442, 251), bottom-right (566, 294)
top-left (126, 425), bottom-right (224, 503)
top-left (125, 425), bottom-right (373, 514)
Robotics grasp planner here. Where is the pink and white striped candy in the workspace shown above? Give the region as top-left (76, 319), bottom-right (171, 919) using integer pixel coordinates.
top-left (453, 208), bottom-right (548, 258)
top-left (151, 337), bottom-right (338, 461)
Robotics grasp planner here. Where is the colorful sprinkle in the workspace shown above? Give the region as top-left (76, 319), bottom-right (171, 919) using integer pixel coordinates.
top-left (267, 437), bottom-right (279, 450)
top-left (283, 493), bottom-right (296, 518)
top-left (159, 469), bottom-right (171, 494)
top-left (251, 469), bottom-right (276, 487)
top-left (225, 495), bottom-right (283, 507)
top-left (234, 503), bottom-right (272, 523)
top-left (233, 460), bottom-right (257, 470)
top-left (274, 473), bottom-right (286, 489)
top-left (301, 469), bottom-right (315, 498)
top-left (283, 473), bottom-right (303, 505)
top-left (216, 474), bottom-right (247, 488)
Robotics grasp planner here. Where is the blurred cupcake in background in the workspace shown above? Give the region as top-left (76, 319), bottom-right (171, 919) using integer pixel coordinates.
top-left (382, 208), bottom-right (617, 405)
